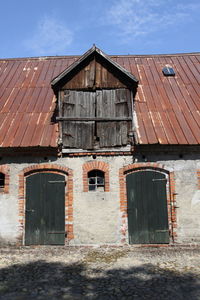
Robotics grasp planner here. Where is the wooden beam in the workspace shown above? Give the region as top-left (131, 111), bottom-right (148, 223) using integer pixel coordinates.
top-left (56, 117), bottom-right (132, 121)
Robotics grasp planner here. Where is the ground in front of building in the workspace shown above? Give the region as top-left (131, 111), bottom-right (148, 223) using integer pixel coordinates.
top-left (0, 246), bottom-right (200, 300)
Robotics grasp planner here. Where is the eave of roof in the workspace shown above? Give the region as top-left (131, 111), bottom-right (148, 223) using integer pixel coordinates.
top-left (1, 51), bottom-right (200, 61)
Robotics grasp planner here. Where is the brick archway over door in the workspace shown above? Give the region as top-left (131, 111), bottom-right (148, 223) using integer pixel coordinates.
top-left (119, 163), bottom-right (177, 244)
top-left (18, 164), bottom-right (73, 245)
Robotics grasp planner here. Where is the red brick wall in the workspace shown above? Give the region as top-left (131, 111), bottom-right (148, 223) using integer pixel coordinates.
top-left (197, 170), bottom-right (200, 189)
top-left (119, 162), bottom-right (177, 244)
top-left (82, 161), bottom-right (109, 192)
top-left (18, 164), bottom-right (73, 245)
top-left (68, 152), bottom-right (132, 157)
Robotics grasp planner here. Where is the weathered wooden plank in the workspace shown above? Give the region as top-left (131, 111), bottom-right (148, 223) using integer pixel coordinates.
top-left (95, 89), bottom-right (131, 147)
top-left (95, 61), bottom-right (101, 88)
top-left (62, 58), bottom-right (128, 89)
top-left (60, 88), bottom-right (132, 149)
top-left (57, 117), bottom-right (132, 121)
top-left (63, 121), bottom-right (94, 149)
top-left (97, 121), bottom-right (129, 147)
top-left (62, 90), bottom-right (96, 117)
top-left (121, 121), bottom-right (130, 145)
top-left (61, 90), bottom-right (96, 149)
top-left (115, 89), bottom-right (129, 117)
top-left (63, 90), bottom-right (75, 116)
top-left (96, 89), bottom-right (131, 118)
top-left (97, 122), bottom-right (113, 147)
top-left (89, 59), bottom-right (95, 88)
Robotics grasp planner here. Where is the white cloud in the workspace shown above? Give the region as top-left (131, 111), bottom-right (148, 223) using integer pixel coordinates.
top-left (106, 0), bottom-right (200, 40)
top-left (24, 16), bottom-right (73, 56)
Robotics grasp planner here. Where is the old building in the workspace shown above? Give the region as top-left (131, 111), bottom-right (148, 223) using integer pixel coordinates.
top-left (0, 46), bottom-right (200, 245)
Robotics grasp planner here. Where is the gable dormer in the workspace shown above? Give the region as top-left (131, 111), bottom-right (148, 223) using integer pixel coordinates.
top-left (51, 46), bottom-right (138, 151)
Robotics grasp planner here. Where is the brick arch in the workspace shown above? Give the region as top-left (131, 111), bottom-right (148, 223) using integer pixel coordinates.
top-left (197, 170), bottom-right (200, 189)
top-left (82, 161), bottom-right (109, 192)
top-left (119, 162), bottom-right (177, 244)
top-left (18, 164), bottom-right (73, 245)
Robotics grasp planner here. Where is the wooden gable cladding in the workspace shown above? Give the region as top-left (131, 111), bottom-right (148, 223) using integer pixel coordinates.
top-left (51, 46), bottom-right (138, 92)
top-left (62, 57), bottom-right (127, 90)
top-left (59, 89), bottom-right (133, 150)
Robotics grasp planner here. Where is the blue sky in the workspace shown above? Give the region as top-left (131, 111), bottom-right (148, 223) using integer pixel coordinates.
top-left (0, 0), bottom-right (200, 58)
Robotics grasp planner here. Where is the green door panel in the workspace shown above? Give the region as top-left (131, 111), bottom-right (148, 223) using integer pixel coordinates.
top-left (25, 173), bottom-right (65, 245)
top-left (126, 170), bottom-right (169, 244)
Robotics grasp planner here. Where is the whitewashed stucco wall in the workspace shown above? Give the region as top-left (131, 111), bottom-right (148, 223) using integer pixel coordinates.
top-left (0, 153), bottom-right (200, 245)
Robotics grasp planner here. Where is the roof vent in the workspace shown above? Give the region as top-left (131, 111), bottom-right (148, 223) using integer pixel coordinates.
top-left (162, 65), bottom-right (175, 76)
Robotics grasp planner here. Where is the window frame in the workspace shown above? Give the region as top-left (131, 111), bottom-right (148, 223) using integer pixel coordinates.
top-left (88, 170), bottom-right (105, 191)
top-left (0, 172), bottom-right (5, 191)
top-left (83, 161), bottom-right (109, 192)
top-left (0, 166), bottom-right (9, 194)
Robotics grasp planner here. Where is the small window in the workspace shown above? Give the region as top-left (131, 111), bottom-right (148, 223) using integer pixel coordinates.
top-left (0, 173), bottom-right (5, 190)
top-left (88, 170), bottom-right (105, 191)
top-left (162, 65), bottom-right (175, 76)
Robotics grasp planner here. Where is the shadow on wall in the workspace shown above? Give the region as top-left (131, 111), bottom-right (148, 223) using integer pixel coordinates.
top-left (0, 260), bottom-right (199, 299)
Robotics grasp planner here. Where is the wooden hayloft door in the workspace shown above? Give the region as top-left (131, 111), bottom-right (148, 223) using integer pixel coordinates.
top-left (61, 89), bottom-right (132, 149)
top-left (25, 173), bottom-right (65, 245)
top-left (126, 170), bottom-right (169, 244)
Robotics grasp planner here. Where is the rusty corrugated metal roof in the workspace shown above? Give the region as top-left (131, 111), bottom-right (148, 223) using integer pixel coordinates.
top-left (0, 56), bottom-right (77, 148)
top-left (0, 52), bottom-right (200, 148)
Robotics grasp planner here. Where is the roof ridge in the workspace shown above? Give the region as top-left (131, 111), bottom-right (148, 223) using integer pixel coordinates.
top-left (0, 55), bottom-right (80, 61)
top-left (1, 52), bottom-right (200, 61)
top-left (111, 52), bottom-right (200, 58)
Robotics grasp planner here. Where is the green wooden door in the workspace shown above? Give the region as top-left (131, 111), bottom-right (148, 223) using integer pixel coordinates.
top-left (25, 173), bottom-right (65, 245)
top-left (126, 170), bottom-right (169, 244)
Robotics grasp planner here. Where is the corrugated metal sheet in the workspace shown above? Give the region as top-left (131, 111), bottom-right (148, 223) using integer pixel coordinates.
top-left (0, 52), bottom-right (200, 148)
top-left (112, 53), bottom-right (200, 145)
top-left (0, 57), bottom-right (77, 148)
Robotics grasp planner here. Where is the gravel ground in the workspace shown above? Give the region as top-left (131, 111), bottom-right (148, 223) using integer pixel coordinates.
top-left (0, 246), bottom-right (200, 300)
